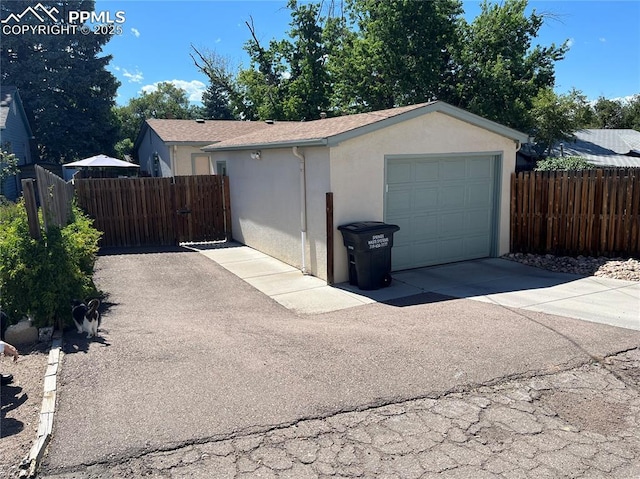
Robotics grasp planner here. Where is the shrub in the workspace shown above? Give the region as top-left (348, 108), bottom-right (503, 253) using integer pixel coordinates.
top-left (0, 200), bottom-right (102, 329)
top-left (535, 156), bottom-right (596, 171)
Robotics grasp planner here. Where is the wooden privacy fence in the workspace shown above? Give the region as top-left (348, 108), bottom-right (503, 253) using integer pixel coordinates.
top-left (74, 175), bottom-right (231, 247)
top-left (511, 169), bottom-right (640, 257)
top-left (20, 165), bottom-right (75, 238)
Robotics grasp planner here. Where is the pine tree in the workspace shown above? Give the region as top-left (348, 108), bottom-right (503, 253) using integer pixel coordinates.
top-left (1, 0), bottom-right (120, 163)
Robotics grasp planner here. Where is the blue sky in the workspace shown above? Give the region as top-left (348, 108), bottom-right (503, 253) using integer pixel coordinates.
top-left (94, 0), bottom-right (640, 106)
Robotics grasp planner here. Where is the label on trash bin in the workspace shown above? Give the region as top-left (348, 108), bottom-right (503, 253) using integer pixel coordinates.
top-left (368, 233), bottom-right (389, 249)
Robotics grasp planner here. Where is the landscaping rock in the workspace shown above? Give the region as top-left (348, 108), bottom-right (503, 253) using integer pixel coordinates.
top-left (5, 317), bottom-right (39, 346)
top-left (504, 253), bottom-right (640, 282)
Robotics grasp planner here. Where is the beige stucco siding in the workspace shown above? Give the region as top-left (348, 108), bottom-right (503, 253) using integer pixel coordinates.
top-left (172, 145), bottom-right (212, 175)
top-left (218, 147), bottom-right (330, 274)
top-left (329, 111), bottom-right (518, 283)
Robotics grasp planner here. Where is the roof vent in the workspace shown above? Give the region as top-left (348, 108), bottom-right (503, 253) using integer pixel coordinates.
top-left (265, 119), bottom-right (274, 125)
top-left (195, 119), bottom-right (205, 123)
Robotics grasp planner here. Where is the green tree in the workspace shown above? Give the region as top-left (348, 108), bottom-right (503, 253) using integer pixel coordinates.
top-left (621, 95), bottom-right (640, 130)
top-left (115, 82), bottom-right (202, 157)
top-left (191, 47), bottom-right (236, 120)
top-left (0, 146), bottom-right (19, 198)
top-left (195, 1), bottom-right (332, 121)
top-left (452, 0), bottom-right (568, 131)
top-left (0, 0), bottom-right (120, 163)
top-left (591, 97), bottom-right (625, 129)
top-left (237, 1), bottom-right (331, 121)
top-left (530, 88), bottom-right (592, 156)
top-left (281, 0), bottom-right (331, 120)
top-left (328, 0), bottom-right (463, 113)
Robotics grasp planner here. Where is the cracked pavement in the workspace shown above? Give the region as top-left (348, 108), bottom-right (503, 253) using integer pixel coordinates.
top-left (40, 349), bottom-right (640, 478)
top-left (35, 249), bottom-right (640, 478)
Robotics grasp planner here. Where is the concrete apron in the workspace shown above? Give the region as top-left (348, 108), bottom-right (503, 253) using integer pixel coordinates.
top-left (191, 242), bottom-right (640, 331)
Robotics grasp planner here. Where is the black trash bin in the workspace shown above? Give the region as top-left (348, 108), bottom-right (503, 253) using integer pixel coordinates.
top-left (338, 221), bottom-right (400, 290)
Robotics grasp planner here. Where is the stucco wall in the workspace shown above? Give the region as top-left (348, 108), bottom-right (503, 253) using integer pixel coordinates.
top-left (216, 147), bottom-right (330, 275)
top-left (172, 145), bottom-right (212, 175)
top-left (329, 111), bottom-right (518, 283)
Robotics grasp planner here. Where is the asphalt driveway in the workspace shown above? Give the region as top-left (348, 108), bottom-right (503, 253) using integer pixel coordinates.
top-left (39, 247), bottom-right (640, 474)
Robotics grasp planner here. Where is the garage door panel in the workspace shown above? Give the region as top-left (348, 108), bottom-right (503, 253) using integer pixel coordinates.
top-left (466, 183), bottom-right (493, 207)
top-left (438, 238), bottom-right (465, 261)
top-left (391, 216), bottom-right (412, 245)
top-left (439, 212), bottom-right (465, 237)
top-left (387, 162), bottom-right (412, 184)
top-left (386, 155), bottom-right (497, 271)
top-left (465, 234), bottom-right (491, 257)
top-left (386, 188), bottom-right (412, 215)
top-left (441, 159), bottom-right (466, 180)
top-left (392, 243), bottom-right (413, 270)
top-left (415, 161), bottom-right (439, 182)
top-left (413, 187), bottom-right (439, 210)
top-left (413, 214), bottom-right (438, 240)
top-left (465, 210), bottom-right (491, 234)
top-left (468, 157), bottom-right (493, 178)
top-left (439, 185), bottom-right (466, 209)
top-left (414, 240), bottom-right (443, 265)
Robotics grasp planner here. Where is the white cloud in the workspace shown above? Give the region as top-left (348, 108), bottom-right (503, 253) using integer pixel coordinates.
top-left (141, 80), bottom-right (207, 102)
top-left (123, 68), bottom-right (144, 83)
top-left (131, 27), bottom-right (140, 38)
top-left (566, 38), bottom-right (574, 48)
top-left (215, 38), bottom-right (221, 44)
top-left (599, 37), bottom-right (607, 43)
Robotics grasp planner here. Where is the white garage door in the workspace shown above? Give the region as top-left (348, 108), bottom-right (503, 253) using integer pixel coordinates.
top-left (385, 155), bottom-right (498, 271)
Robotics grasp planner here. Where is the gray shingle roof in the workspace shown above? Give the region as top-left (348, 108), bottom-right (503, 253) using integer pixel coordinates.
top-left (553, 129), bottom-right (640, 167)
top-left (0, 86), bottom-right (18, 129)
top-left (144, 118), bottom-right (273, 144)
top-left (203, 101), bottom-right (529, 151)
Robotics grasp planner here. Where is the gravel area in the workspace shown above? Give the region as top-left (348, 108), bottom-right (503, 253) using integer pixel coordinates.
top-left (1, 342), bottom-right (50, 479)
top-left (504, 253), bottom-right (640, 282)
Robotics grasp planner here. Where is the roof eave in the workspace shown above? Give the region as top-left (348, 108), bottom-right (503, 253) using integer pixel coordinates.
top-left (165, 141), bottom-right (217, 147)
top-left (203, 138), bottom-right (328, 152)
top-left (133, 120), bottom-right (151, 151)
top-left (6, 90), bottom-right (34, 138)
top-left (325, 101), bottom-right (529, 147)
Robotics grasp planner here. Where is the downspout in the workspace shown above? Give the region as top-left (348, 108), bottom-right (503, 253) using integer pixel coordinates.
top-left (172, 145), bottom-right (178, 177)
top-left (292, 146), bottom-right (308, 274)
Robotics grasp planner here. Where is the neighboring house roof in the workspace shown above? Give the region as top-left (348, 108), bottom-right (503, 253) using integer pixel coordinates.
top-left (135, 118), bottom-right (273, 148)
top-left (0, 86), bottom-right (34, 137)
top-left (552, 129), bottom-right (640, 167)
top-left (203, 101), bottom-right (529, 151)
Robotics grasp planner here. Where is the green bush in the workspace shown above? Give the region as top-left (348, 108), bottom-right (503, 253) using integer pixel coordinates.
top-left (0, 200), bottom-right (102, 329)
top-left (535, 156), bottom-right (596, 171)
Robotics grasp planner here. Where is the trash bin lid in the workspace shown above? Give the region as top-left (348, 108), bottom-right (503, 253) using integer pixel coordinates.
top-left (338, 221), bottom-right (399, 233)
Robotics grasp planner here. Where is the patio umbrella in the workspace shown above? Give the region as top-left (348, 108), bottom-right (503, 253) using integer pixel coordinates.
top-left (63, 154), bottom-right (140, 168)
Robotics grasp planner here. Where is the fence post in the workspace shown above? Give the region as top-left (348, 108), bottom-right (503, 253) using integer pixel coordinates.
top-left (21, 179), bottom-right (41, 239)
top-left (326, 192), bottom-right (334, 285)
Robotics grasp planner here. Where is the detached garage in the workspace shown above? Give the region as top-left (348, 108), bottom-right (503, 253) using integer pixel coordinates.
top-left (203, 101), bottom-right (528, 284)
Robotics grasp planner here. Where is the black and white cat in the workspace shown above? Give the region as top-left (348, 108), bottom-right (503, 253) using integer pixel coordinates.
top-left (71, 299), bottom-right (101, 338)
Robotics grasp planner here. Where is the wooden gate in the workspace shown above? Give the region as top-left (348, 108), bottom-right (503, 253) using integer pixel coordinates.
top-left (74, 176), bottom-right (231, 247)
